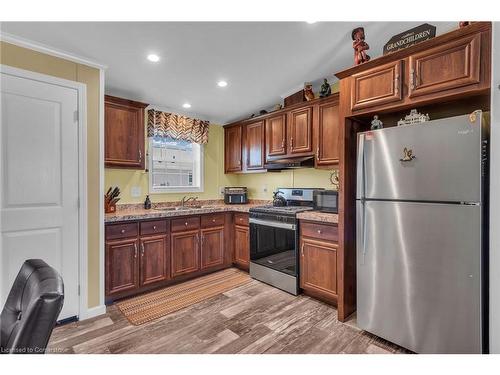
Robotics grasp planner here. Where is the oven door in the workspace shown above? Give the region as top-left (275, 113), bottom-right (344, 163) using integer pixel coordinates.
top-left (249, 218), bottom-right (297, 276)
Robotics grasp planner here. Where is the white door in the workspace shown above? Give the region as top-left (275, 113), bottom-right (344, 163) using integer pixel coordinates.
top-left (1, 69), bottom-right (80, 320)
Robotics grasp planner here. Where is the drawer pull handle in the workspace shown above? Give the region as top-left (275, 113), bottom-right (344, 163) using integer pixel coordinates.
top-left (121, 229), bottom-right (126, 234)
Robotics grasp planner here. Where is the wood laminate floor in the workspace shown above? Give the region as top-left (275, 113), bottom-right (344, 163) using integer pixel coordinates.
top-left (48, 279), bottom-right (409, 354)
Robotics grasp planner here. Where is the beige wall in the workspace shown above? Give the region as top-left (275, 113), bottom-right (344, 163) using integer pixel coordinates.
top-left (0, 41), bottom-right (102, 308)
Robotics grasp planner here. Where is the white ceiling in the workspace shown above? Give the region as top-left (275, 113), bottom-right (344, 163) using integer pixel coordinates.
top-left (1, 22), bottom-right (457, 124)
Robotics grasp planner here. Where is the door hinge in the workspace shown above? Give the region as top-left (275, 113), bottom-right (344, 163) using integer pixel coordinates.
top-left (74, 110), bottom-right (79, 122)
top-left (78, 285), bottom-right (81, 296)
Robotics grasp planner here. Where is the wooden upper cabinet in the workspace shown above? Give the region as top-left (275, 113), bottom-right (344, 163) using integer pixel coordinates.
top-left (105, 95), bottom-right (148, 169)
top-left (265, 114), bottom-right (287, 158)
top-left (245, 120), bottom-right (265, 170)
top-left (140, 234), bottom-right (169, 287)
top-left (106, 238), bottom-right (139, 296)
top-left (288, 106), bottom-right (313, 155)
top-left (408, 33), bottom-right (481, 99)
top-left (351, 60), bottom-right (403, 111)
top-left (224, 124), bottom-right (243, 173)
top-left (315, 98), bottom-right (340, 167)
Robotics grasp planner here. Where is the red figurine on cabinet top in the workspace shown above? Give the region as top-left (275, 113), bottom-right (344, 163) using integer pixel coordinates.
top-left (352, 27), bottom-right (370, 65)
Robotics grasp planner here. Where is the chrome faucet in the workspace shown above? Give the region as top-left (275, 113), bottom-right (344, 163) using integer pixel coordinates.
top-left (181, 196), bottom-right (198, 207)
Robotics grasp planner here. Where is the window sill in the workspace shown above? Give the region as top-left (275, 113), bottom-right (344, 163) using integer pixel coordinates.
top-left (150, 186), bottom-right (204, 194)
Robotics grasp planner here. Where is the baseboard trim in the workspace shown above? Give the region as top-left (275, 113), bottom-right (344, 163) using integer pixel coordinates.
top-left (79, 304), bottom-right (106, 321)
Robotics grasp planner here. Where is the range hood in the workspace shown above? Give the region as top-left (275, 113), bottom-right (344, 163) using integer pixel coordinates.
top-left (264, 156), bottom-right (315, 171)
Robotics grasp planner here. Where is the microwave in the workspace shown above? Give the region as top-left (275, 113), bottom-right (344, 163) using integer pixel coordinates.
top-left (313, 190), bottom-right (338, 213)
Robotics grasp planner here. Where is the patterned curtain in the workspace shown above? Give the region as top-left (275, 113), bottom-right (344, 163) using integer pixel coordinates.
top-left (147, 109), bottom-right (210, 144)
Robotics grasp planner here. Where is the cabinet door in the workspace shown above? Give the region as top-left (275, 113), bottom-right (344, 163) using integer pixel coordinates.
top-left (106, 238), bottom-right (139, 296)
top-left (408, 33), bottom-right (481, 99)
top-left (265, 114), bottom-right (287, 158)
top-left (245, 120), bottom-right (265, 170)
top-left (316, 100), bottom-right (340, 167)
top-left (351, 60), bottom-right (403, 111)
top-left (171, 230), bottom-right (200, 277)
top-left (300, 237), bottom-right (337, 301)
top-left (201, 227), bottom-right (225, 270)
top-left (234, 225), bottom-right (249, 269)
top-left (140, 234), bottom-right (169, 286)
top-left (288, 106), bottom-right (313, 155)
top-left (105, 96), bottom-right (147, 169)
top-left (224, 125), bottom-right (243, 173)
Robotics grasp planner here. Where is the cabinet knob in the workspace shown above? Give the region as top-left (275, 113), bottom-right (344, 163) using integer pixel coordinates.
top-left (121, 229), bottom-right (126, 234)
top-left (185, 222), bottom-right (188, 226)
top-left (317, 229), bottom-right (322, 234)
top-left (212, 219), bottom-right (216, 223)
top-left (153, 225), bottom-right (157, 230)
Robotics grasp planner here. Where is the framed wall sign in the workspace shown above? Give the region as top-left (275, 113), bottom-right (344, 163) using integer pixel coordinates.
top-left (383, 23), bottom-right (436, 55)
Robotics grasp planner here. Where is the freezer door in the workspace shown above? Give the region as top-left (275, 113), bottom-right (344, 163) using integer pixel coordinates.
top-left (361, 113), bottom-right (482, 202)
top-left (357, 200), bottom-right (482, 353)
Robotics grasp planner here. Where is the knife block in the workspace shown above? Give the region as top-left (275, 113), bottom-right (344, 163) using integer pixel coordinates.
top-left (105, 198), bottom-right (117, 213)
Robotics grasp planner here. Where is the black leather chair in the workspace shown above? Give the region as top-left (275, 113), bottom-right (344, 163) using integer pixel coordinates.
top-left (1, 259), bottom-right (64, 354)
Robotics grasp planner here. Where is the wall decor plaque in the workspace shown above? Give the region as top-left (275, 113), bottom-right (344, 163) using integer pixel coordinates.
top-left (383, 23), bottom-right (436, 55)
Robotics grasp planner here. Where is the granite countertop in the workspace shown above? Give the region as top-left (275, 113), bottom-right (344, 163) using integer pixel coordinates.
top-left (296, 211), bottom-right (339, 224)
top-left (105, 202), bottom-right (267, 223)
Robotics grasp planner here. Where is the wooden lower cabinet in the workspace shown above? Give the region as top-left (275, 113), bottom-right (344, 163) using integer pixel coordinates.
top-left (171, 230), bottom-right (200, 278)
top-left (300, 224), bottom-right (338, 304)
top-left (201, 226), bottom-right (225, 269)
top-left (234, 224), bottom-right (250, 270)
top-left (140, 234), bottom-right (169, 286)
top-left (106, 238), bottom-right (139, 296)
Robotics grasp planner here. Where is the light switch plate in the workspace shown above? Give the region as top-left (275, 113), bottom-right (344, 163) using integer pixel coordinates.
top-left (131, 186), bottom-right (142, 198)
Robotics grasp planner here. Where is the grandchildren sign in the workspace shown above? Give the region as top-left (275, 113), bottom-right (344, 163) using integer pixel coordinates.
top-left (383, 23), bottom-right (436, 55)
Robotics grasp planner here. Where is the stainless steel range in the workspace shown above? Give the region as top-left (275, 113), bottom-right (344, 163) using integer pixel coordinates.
top-left (249, 188), bottom-right (316, 295)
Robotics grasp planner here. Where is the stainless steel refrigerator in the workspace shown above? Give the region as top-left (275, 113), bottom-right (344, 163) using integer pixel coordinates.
top-left (356, 112), bottom-right (488, 354)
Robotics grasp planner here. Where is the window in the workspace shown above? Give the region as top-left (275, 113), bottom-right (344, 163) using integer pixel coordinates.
top-left (149, 137), bottom-right (204, 193)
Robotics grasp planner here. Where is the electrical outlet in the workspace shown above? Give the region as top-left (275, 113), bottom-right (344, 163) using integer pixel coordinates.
top-left (263, 184), bottom-right (268, 193)
top-left (131, 186), bottom-right (142, 198)
top-left (219, 186), bottom-right (225, 195)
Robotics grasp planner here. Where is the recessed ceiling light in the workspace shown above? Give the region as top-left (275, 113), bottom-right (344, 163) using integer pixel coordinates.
top-left (217, 80), bottom-right (228, 87)
top-left (147, 54), bottom-right (160, 62)
top-left (182, 103), bottom-right (191, 109)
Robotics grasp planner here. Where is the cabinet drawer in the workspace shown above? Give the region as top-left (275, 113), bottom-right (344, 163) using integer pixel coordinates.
top-left (171, 216), bottom-right (200, 232)
top-left (140, 219), bottom-right (168, 235)
top-left (234, 213), bottom-right (249, 226)
top-left (106, 222), bottom-right (138, 240)
top-left (300, 222), bottom-right (338, 242)
top-left (201, 213), bottom-right (225, 228)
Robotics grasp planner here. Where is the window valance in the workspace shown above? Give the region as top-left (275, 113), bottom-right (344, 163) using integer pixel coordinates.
top-left (147, 109), bottom-right (210, 144)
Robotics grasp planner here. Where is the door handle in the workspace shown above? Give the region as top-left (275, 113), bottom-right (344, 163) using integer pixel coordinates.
top-left (134, 243), bottom-right (138, 258)
top-left (301, 243), bottom-right (304, 257)
top-left (281, 139), bottom-right (285, 149)
top-left (141, 242), bottom-right (145, 256)
top-left (410, 68), bottom-right (416, 90)
top-left (139, 149), bottom-right (142, 162)
top-left (290, 138), bottom-right (294, 148)
top-left (394, 73), bottom-right (400, 95)
top-left (316, 146), bottom-right (320, 160)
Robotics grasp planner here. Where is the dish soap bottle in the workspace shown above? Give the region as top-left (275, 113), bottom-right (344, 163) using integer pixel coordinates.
top-left (144, 195), bottom-right (151, 210)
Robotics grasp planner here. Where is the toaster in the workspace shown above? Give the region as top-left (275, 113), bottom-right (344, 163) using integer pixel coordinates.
top-left (224, 187), bottom-right (248, 204)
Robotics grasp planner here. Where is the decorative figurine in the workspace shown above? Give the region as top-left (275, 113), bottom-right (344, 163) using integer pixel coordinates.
top-left (352, 27), bottom-right (370, 65)
top-left (397, 109), bottom-right (430, 126)
top-left (259, 109), bottom-right (268, 115)
top-left (274, 103), bottom-right (283, 111)
top-left (319, 78), bottom-right (332, 98)
top-left (459, 21), bottom-right (470, 28)
top-left (370, 115), bottom-right (383, 130)
top-left (304, 82), bottom-right (315, 101)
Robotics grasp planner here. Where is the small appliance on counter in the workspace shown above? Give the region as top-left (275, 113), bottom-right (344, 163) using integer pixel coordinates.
top-left (313, 190), bottom-right (339, 213)
top-left (224, 187), bottom-right (248, 204)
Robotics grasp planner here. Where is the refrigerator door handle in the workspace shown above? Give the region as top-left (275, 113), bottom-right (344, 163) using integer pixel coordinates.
top-left (357, 200), bottom-right (366, 265)
top-left (356, 133), bottom-right (365, 200)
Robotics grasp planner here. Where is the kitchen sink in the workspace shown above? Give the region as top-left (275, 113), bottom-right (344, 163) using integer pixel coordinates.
top-left (154, 205), bottom-right (208, 211)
